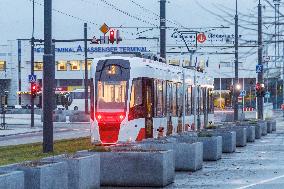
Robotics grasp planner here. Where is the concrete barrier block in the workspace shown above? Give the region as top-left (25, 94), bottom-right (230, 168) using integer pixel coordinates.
top-left (237, 126), bottom-right (255, 142)
top-left (253, 124), bottom-right (262, 139)
top-left (258, 121), bottom-right (267, 136)
top-left (172, 135), bottom-right (222, 161)
top-left (96, 150), bottom-right (174, 187)
top-left (266, 120), bottom-right (273, 133)
top-left (138, 140), bottom-right (203, 171)
top-left (198, 136), bottom-right (222, 161)
top-left (208, 130), bottom-right (236, 153)
top-left (272, 120), bottom-right (277, 131)
top-left (43, 154), bottom-right (100, 189)
top-left (0, 171), bottom-right (24, 189)
top-left (41, 110), bottom-right (67, 122)
top-left (69, 111), bottom-right (90, 122)
top-left (218, 127), bottom-right (247, 147)
top-left (1, 161), bottom-right (68, 189)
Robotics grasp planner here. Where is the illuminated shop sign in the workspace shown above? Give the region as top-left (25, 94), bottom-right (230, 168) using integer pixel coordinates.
top-left (34, 45), bottom-right (147, 53)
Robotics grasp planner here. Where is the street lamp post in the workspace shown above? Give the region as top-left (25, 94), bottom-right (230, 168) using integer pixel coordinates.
top-left (43, 0), bottom-right (54, 153)
top-left (234, 0), bottom-right (239, 121)
top-left (257, 0), bottom-right (264, 119)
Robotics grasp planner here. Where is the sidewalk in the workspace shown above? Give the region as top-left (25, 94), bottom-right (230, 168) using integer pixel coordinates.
top-left (0, 127), bottom-right (42, 137)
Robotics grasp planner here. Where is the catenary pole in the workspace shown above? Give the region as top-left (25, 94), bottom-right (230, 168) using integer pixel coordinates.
top-left (257, 0), bottom-right (264, 120)
top-left (30, 0), bottom-right (35, 128)
top-left (234, 0), bottom-right (239, 121)
top-left (84, 23), bottom-right (89, 114)
top-left (160, 0), bottom-right (166, 59)
top-left (43, 0), bottom-right (54, 153)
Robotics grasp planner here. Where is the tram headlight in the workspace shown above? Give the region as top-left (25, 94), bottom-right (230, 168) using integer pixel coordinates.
top-left (97, 114), bottom-right (102, 120)
top-left (119, 114), bottom-right (124, 120)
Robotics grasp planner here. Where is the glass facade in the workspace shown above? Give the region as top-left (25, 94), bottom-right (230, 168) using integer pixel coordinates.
top-left (34, 61), bottom-right (43, 71)
top-left (0, 61), bottom-right (6, 71)
top-left (57, 61), bottom-right (67, 71)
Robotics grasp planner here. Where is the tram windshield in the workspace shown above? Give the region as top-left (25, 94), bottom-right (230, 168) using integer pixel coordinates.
top-left (96, 81), bottom-right (127, 112)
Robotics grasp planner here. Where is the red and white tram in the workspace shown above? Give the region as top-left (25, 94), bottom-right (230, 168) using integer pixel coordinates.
top-left (90, 55), bottom-right (214, 144)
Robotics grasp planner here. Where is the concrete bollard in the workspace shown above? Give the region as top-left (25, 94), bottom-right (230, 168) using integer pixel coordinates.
top-left (258, 121), bottom-right (268, 136)
top-left (0, 161), bottom-right (68, 189)
top-left (43, 153), bottom-right (100, 189)
top-left (0, 171), bottom-right (24, 189)
top-left (138, 139), bottom-right (203, 172)
top-left (272, 120), bottom-right (277, 131)
top-left (217, 127), bottom-right (247, 147)
top-left (172, 135), bottom-right (222, 161)
top-left (207, 130), bottom-right (236, 153)
top-left (69, 111), bottom-right (90, 122)
top-left (254, 124), bottom-right (262, 139)
top-left (266, 120), bottom-right (273, 133)
top-left (236, 125), bottom-right (255, 142)
top-left (77, 149), bottom-right (175, 187)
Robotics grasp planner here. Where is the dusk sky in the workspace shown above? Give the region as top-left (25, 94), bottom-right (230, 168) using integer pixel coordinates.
top-left (0, 0), bottom-right (279, 75)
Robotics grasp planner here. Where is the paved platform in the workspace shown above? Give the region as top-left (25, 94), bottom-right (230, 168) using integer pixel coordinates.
top-left (167, 114), bottom-right (284, 189)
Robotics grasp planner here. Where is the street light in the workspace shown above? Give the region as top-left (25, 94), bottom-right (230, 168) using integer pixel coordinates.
top-left (234, 0), bottom-right (239, 121)
top-left (235, 83), bottom-right (241, 91)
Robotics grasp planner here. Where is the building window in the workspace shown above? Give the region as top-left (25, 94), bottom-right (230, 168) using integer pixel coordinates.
top-left (0, 61), bottom-right (6, 71)
top-left (34, 61), bottom-right (43, 71)
top-left (81, 60), bottom-right (93, 70)
top-left (57, 61), bottom-right (67, 71)
top-left (70, 61), bottom-right (81, 71)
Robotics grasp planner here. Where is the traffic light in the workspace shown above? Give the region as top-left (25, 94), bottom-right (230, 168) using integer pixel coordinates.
top-left (256, 83), bottom-right (265, 97)
top-left (109, 30), bottom-right (115, 44)
top-left (31, 83), bottom-right (37, 98)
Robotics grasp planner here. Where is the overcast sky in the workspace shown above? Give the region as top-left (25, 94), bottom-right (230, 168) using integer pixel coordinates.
top-left (0, 0), bottom-right (279, 76)
top-left (0, 0), bottom-right (260, 42)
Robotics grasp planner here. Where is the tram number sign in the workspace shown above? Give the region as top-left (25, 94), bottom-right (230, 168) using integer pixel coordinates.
top-left (197, 33), bottom-right (207, 43)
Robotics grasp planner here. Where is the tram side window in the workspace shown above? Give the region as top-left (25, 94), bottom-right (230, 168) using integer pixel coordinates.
top-left (154, 80), bottom-right (164, 117)
top-left (177, 83), bottom-right (183, 117)
top-left (208, 89), bottom-right (214, 113)
top-left (172, 83), bottom-right (177, 117)
top-left (196, 87), bottom-right (200, 114)
top-left (199, 87), bottom-right (204, 115)
top-left (203, 88), bottom-right (207, 114)
top-left (166, 82), bottom-right (172, 116)
top-left (129, 78), bottom-right (143, 120)
top-left (186, 86), bottom-right (192, 115)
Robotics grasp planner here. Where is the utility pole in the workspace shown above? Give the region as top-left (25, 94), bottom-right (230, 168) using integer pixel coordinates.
top-left (160, 0), bottom-right (166, 59)
top-left (43, 0), bottom-right (54, 153)
top-left (257, 0), bottom-right (264, 120)
top-left (274, 0), bottom-right (280, 108)
top-left (84, 23), bottom-right (88, 114)
top-left (30, 0), bottom-right (35, 128)
top-left (234, 0), bottom-right (239, 121)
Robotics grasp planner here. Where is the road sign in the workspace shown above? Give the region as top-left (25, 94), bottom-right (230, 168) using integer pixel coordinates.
top-left (265, 92), bottom-right (270, 98)
top-left (263, 56), bottom-right (270, 62)
top-left (91, 36), bottom-right (99, 44)
top-left (197, 33), bottom-right (207, 43)
top-left (100, 23), bottom-right (110, 34)
top-left (28, 74), bottom-right (37, 83)
top-left (256, 64), bottom-right (263, 73)
top-left (240, 90), bottom-right (246, 97)
top-left (100, 36), bottom-right (109, 44)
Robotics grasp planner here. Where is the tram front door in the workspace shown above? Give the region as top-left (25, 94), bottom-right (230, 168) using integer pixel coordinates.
top-left (144, 78), bottom-right (154, 138)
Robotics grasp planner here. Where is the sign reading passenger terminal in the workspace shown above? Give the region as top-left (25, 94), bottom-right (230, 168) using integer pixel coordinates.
top-left (34, 45), bottom-right (147, 53)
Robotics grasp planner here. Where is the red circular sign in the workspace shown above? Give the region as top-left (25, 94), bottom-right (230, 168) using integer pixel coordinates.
top-left (197, 33), bottom-right (207, 43)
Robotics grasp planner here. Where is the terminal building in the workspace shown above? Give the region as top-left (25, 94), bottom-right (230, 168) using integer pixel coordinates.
top-left (0, 40), bottom-right (149, 107)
